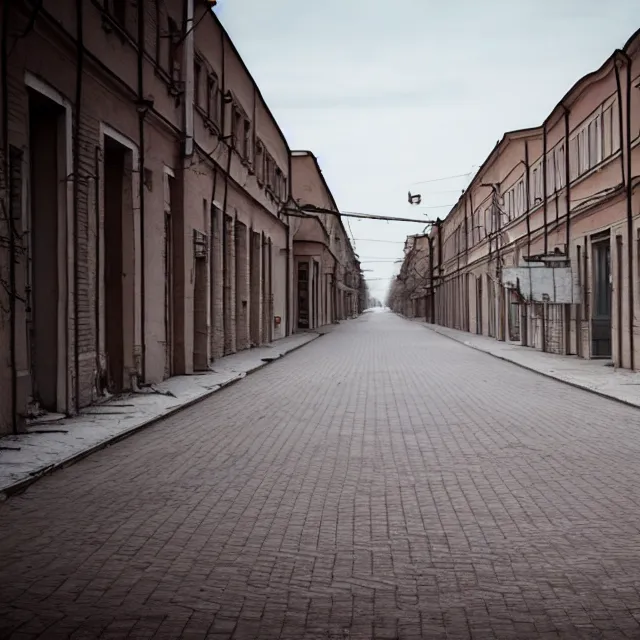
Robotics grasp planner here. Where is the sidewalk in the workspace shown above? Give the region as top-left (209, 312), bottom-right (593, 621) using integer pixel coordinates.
top-left (0, 332), bottom-right (321, 499)
top-left (413, 319), bottom-right (640, 410)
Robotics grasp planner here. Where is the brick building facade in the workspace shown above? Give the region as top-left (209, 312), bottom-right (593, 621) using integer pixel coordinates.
top-left (0, 1), bottom-right (362, 434)
top-left (290, 151), bottom-right (362, 331)
top-left (391, 29), bottom-right (640, 370)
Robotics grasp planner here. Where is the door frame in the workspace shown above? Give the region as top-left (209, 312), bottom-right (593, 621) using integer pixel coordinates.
top-left (98, 124), bottom-right (142, 385)
top-left (590, 234), bottom-right (612, 359)
top-left (162, 165), bottom-right (175, 377)
top-left (25, 72), bottom-right (72, 413)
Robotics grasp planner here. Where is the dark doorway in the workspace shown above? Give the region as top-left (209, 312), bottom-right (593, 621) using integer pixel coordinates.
top-left (163, 172), bottom-right (175, 378)
top-left (193, 227), bottom-right (209, 370)
top-left (234, 221), bottom-right (248, 352)
top-left (488, 277), bottom-right (496, 338)
top-left (297, 261), bottom-right (309, 329)
top-left (591, 238), bottom-right (612, 358)
top-left (312, 260), bottom-right (319, 329)
top-left (103, 136), bottom-right (129, 392)
top-left (250, 231), bottom-right (261, 345)
top-left (28, 90), bottom-right (63, 411)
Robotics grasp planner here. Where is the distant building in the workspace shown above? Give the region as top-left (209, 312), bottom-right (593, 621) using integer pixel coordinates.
top-left (290, 151), bottom-right (363, 330)
top-left (392, 30), bottom-right (640, 368)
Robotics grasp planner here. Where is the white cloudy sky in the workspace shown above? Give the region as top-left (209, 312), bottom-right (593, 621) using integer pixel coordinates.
top-left (216, 1), bottom-right (638, 302)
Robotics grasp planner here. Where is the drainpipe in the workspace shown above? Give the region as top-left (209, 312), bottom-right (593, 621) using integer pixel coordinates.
top-left (563, 106), bottom-right (571, 250)
top-left (428, 234), bottom-right (434, 323)
top-left (285, 220), bottom-right (291, 335)
top-left (2, 1), bottom-right (17, 433)
top-left (563, 104), bottom-right (573, 357)
top-left (183, 0), bottom-right (194, 158)
top-left (436, 219), bottom-right (442, 325)
top-left (614, 59), bottom-right (626, 188)
top-left (94, 145), bottom-right (102, 391)
top-left (543, 123), bottom-right (548, 255)
top-left (614, 52), bottom-right (634, 370)
top-left (623, 52), bottom-right (634, 369)
top-left (286, 153), bottom-right (292, 336)
top-left (221, 147), bottom-right (231, 350)
top-left (73, 0), bottom-right (84, 411)
top-left (137, 0), bottom-right (147, 382)
top-left (525, 140), bottom-right (531, 256)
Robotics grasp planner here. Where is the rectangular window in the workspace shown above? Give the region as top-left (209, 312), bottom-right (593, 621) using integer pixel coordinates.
top-left (265, 155), bottom-right (274, 191)
top-left (232, 107), bottom-right (243, 148)
top-left (569, 135), bottom-right (579, 181)
top-left (531, 167), bottom-right (539, 206)
top-left (555, 144), bottom-right (565, 189)
top-left (588, 120), bottom-right (600, 169)
top-left (243, 119), bottom-right (251, 161)
top-left (106, 0), bottom-right (126, 25)
top-left (9, 145), bottom-right (23, 223)
top-left (547, 151), bottom-right (555, 195)
top-left (194, 59), bottom-right (202, 109)
top-left (255, 141), bottom-right (265, 183)
top-left (579, 128), bottom-right (589, 174)
top-left (612, 103), bottom-right (621, 152)
top-left (603, 105), bottom-right (613, 158)
top-left (207, 74), bottom-right (218, 122)
top-left (168, 17), bottom-right (179, 82)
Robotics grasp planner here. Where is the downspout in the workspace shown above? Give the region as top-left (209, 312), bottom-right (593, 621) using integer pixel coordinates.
top-left (94, 145), bottom-right (102, 391)
top-left (286, 151), bottom-right (292, 336)
top-left (209, 166), bottom-right (218, 359)
top-left (219, 28), bottom-right (232, 350)
top-left (468, 192), bottom-right (473, 331)
top-left (183, 0), bottom-right (194, 158)
top-left (623, 52), bottom-right (634, 369)
top-left (614, 58), bottom-right (626, 187)
top-left (564, 105), bottom-right (573, 357)
top-left (543, 123), bottom-right (548, 255)
top-left (285, 220), bottom-right (291, 335)
top-left (221, 146), bottom-right (231, 349)
top-left (614, 52), bottom-right (634, 369)
top-left (563, 106), bottom-right (571, 250)
top-left (428, 234), bottom-right (434, 323)
top-left (73, 0), bottom-right (84, 411)
top-left (268, 238), bottom-right (273, 340)
top-left (2, 1), bottom-right (17, 433)
top-left (464, 197), bottom-right (468, 330)
top-left (436, 219), bottom-right (442, 325)
top-left (525, 140), bottom-right (531, 256)
top-left (137, 0), bottom-right (147, 382)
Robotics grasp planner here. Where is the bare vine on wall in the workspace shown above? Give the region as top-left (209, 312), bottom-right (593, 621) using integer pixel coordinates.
top-left (0, 155), bottom-right (28, 319)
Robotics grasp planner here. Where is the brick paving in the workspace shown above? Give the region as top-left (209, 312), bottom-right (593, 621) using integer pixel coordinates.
top-left (2, 311), bottom-right (640, 639)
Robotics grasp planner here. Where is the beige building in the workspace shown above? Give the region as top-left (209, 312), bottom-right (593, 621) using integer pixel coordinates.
top-left (290, 151), bottom-right (363, 331)
top-left (1, 1), bottom-right (359, 435)
top-left (392, 29), bottom-right (640, 370)
top-left (389, 234), bottom-right (431, 319)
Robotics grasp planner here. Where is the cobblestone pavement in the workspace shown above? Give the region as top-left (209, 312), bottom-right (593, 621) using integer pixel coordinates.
top-left (3, 311), bottom-right (640, 639)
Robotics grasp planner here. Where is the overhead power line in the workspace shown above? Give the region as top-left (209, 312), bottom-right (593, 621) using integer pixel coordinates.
top-left (287, 205), bottom-right (444, 224)
top-left (408, 169), bottom-right (476, 187)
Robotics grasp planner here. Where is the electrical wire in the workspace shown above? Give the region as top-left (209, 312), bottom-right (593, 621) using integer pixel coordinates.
top-left (407, 169), bottom-right (476, 187)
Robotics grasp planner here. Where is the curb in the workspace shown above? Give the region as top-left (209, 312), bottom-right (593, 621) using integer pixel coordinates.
top-left (418, 321), bottom-right (640, 412)
top-left (0, 333), bottom-right (322, 501)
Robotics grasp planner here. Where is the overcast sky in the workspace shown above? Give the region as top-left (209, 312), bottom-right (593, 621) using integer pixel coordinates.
top-left (216, 1), bottom-right (638, 303)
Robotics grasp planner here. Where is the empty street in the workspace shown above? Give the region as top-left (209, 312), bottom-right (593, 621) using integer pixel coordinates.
top-left (2, 312), bottom-right (640, 639)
